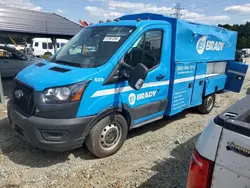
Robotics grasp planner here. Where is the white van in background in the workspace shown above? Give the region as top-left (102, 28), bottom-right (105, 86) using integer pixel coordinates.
top-left (32, 38), bottom-right (68, 57)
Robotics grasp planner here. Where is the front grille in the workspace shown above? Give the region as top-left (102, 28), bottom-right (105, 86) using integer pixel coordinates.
top-left (13, 81), bottom-right (35, 116)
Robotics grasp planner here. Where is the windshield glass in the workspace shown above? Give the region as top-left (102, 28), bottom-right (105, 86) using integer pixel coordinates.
top-left (54, 26), bottom-right (135, 68)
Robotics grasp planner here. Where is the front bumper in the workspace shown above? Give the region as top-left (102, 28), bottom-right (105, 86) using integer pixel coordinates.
top-left (7, 100), bottom-right (94, 152)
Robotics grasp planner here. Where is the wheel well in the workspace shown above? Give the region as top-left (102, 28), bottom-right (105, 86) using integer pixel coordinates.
top-left (85, 107), bottom-right (133, 138)
top-left (215, 86), bottom-right (218, 93)
top-left (44, 52), bottom-right (52, 55)
top-left (119, 109), bottom-right (132, 128)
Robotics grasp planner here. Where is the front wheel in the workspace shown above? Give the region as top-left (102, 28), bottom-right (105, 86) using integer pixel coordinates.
top-left (197, 94), bottom-right (215, 114)
top-left (85, 114), bottom-right (128, 158)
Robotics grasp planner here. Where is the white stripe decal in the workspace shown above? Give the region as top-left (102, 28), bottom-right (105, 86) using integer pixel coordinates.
top-left (91, 80), bottom-right (170, 98)
top-left (91, 74), bottom-right (209, 98)
top-left (174, 76), bottom-right (194, 84)
top-left (142, 80), bottom-right (170, 88)
top-left (227, 70), bottom-right (246, 77)
top-left (206, 73), bottom-right (219, 77)
top-left (195, 74), bottom-right (206, 79)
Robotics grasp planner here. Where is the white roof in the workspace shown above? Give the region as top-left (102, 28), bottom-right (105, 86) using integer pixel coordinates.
top-left (32, 38), bottom-right (68, 43)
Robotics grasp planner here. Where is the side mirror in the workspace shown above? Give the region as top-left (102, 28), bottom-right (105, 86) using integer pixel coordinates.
top-left (128, 63), bottom-right (148, 90)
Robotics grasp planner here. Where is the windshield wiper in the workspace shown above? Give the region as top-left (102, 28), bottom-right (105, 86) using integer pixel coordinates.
top-left (54, 60), bottom-right (81, 68)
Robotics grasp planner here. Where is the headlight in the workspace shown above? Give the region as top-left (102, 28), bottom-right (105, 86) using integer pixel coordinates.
top-left (43, 81), bottom-right (89, 104)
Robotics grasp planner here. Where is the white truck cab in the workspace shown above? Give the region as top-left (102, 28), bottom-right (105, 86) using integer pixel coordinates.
top-left (187, 95), bottom-right (250, 188)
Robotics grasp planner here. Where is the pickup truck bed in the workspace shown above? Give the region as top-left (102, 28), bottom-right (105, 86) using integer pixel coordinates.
top-left (212, 95), bottom-right (250, 187)
top-left (188, 95), bottom-right (250, 188)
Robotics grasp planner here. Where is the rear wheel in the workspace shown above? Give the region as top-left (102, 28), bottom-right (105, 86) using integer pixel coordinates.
top-left (197, 94), bottom-right (215, 114)
top-left (85, 114), bottom-right (128, 158)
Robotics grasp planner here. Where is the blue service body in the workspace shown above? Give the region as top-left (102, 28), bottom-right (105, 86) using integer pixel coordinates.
top-left (120, 13), bottom-right (237, 62)
top-left (7, 13), bottom-right (248, 152)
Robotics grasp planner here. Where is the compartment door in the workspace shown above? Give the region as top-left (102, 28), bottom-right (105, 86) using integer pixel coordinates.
top-left (190, 62), bottom-right (206, 106)
top-left (169, 62), bottom-right (196, 116)
top-left (225, 61), bottom-right (248, 92)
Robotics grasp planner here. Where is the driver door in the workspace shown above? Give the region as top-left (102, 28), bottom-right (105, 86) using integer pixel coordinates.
top-left (119, 27), bottom-right (171, 126)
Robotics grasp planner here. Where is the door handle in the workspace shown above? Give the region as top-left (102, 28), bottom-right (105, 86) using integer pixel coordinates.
top-left (156, 74), bottom-right (165, 80)
top-left (236, 76), bottom-right (243, 80)
top-left (188, 83), bottom-right (193, 88)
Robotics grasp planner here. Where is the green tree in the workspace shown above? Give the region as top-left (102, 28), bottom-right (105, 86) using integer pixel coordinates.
top-left (219, 22), bottom-right (250, 50)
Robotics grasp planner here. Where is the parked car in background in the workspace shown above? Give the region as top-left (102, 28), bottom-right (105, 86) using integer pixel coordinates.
top-left (187, 95), bottom-right (250, 188)
top-left (32, 38), bottom-right (68, 57)
top-left (235, 50), bottom-right (243, 61)
top-left (241, 49), bottom-right (250, 57)
top-left (0, 45), bottom-right (41, 78)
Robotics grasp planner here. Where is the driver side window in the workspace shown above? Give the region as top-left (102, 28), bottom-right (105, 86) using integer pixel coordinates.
top-left (123, 30), bottom-right (163, 69)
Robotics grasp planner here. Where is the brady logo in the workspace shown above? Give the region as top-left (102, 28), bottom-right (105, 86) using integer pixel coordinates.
top-left (196, 36), bottom-right (207, 55)
top-left (14, 90), bottom-right (24, 99)
top-left (196, 36), bottom-right (225, 55)
top-left (206, 40), bottom-right (225, 51)
top-left (137, 91), bottom-right (157, 100)
top-left (128, 93), bottom-right (136, 106)
top-left (128, 91), bottom-right (157, 105)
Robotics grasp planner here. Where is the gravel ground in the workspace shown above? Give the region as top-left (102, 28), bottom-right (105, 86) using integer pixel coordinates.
top-left (0, 59), bottom-right (250, 188)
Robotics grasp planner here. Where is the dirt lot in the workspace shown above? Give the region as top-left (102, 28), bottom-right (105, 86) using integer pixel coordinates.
top-left (0, 59), bottom-right (250, 188)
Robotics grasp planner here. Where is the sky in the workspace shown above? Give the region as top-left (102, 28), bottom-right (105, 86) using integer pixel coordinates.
top-left (1, 0), bottom-right (250, 25)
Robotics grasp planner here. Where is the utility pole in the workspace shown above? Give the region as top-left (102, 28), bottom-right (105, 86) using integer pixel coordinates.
top-left (171, 2), bottom-right (184, 19)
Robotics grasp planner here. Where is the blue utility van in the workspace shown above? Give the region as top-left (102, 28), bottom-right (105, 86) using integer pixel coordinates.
top-left (7, 13), bottom-right (248, 157)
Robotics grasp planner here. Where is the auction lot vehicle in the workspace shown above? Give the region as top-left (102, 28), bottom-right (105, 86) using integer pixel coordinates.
top-left (32, 38), bottom-right (68, 57)
top-left (8, 13), bottom-right (248, 157)
top-left (187, 95), bottom-right (250, 188)
top-left (241, 48), bottom-right (250, 57)
top-left (0, 45), bottom-right (40, 77)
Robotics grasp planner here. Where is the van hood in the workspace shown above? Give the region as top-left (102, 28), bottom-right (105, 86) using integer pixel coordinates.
top-left (16, 61), bottom-right (98, 91)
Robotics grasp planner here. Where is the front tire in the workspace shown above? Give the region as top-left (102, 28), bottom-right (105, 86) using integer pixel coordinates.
top-left (85, 114), bottom-right (128, 158)
top-left (197, 94), bottom-right (215, 114)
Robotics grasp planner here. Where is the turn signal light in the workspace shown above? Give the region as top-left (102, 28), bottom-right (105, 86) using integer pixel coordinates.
top-left (71, 87), bottom-right (85, 102)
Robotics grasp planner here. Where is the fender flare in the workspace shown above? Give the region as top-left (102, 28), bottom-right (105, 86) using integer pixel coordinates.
top-left (82, 105), bottom-right (134, 138)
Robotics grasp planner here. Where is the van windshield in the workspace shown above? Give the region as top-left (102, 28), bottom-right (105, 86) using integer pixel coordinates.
top-left (53, 26), bottom-right (135, 68)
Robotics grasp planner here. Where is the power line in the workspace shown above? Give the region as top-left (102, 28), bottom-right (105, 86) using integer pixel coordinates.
top-left (171, 2), bottom-right (184, 19)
